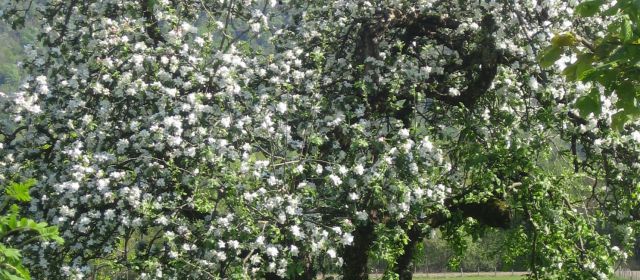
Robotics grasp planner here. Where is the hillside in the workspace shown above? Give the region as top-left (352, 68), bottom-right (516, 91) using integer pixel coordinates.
top-left (0, 22), bottom-right (36, 91)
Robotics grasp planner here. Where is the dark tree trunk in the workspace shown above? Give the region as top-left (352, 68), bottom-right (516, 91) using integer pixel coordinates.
top-left (140, 0), bottom-right (165, 46)
top-left (394, 225), bottom-right (423, 280)
top-left (264, 272), bottom-right (284, 280)
top-left (265, 270), bottom-right (316, 280)
top-left (264, 255), bottom-right (317, 280)
top-left (300, 270), bottom-right (315, 280)
top-left (300, 258), bottom-right (317, 280)
top-left (343, 222), bottom-right (376, 280)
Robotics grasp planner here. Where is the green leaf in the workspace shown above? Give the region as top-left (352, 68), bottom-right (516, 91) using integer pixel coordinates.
top-left (40, 226), bottom-right (64, 244)
top-left (0, 245), bottom-right (22, 260)
top-left (564, 54), bottom-right (594, 82)
top-left (613, 82), bottom-right (640, 129)
top-left (13, 265), bottom-right (30, 280)
top-left (563, 63), bottom-right (579, 81)
top-left (580, 62), bottom-right (615, 86)
top-left (0, 244), bottom-right (30, 279)
top-left (615, 82), bottom-right (638, 111)
top-left (621, 16), bottom-right (634, 43)
top-left (538, 45), bottom-right (564, 68)
top-left (575, 54), bottom-right (595, 80)
top-left (575, 0), bottom-right (604, 17)
top-left (575, 89), bottom-right (602, 116)
top-left (5, 180), bottom-right (36, 202)
top-left (7, 208), bottom-right (18, 229)
top-left (612, 110), bottom-right (630, 131)
top-left (551, 33), bottom-right (578, 47)
top-left (602, 2), bottom-right (621, 16)
top-left (1, 270), bottom-right (29, 280)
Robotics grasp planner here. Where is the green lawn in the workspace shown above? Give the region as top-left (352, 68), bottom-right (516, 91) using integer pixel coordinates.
top-left (409, 277), bottom-right (626, 280)
top-left (369, 273), bottom-right (629, 279)
top-left (370, 275), bottom-right (524, 280)
top-left (412, 277), bottom-right (521, 280)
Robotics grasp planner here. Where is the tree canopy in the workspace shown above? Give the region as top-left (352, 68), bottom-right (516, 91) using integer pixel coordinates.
top-left (0, 0), bottom-right (639, 279)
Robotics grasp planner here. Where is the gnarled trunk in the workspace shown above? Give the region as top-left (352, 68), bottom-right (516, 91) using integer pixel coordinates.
top-left (343, 222), bottom-right (376, 280)
top-left (393, 225), bottom-right (423, 280)
top-left (264, 255), bottom-right (316, 280)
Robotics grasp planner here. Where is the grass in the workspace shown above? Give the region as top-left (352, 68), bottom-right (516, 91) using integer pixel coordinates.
top-left (412, 277), bottom-right (521, 280)
top-left (370, 275), bottom-right (525, 280)
top-left (370, 276), bottom-right (624, 280)
top-left (390, 276), bottom-right (628, 280)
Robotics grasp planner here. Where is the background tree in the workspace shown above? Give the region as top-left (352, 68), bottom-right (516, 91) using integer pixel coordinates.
top-left (542, 0), bottom-right (640, 275)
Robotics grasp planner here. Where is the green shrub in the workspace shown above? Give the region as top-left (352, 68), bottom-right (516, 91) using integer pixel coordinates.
top-left (0, 180), bottom-right (63, 280)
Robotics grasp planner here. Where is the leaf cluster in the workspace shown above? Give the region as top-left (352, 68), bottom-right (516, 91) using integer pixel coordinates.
top-left (540, 0), bottom-right (640, 130)
top-left (0, 180), bottom-right (63, 280)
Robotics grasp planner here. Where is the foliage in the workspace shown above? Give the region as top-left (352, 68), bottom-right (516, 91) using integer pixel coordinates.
top-left (410, 229), bottom-right (526, 273)
top-left (541, 0), bottom-right (640, 130)
top-left (0, 180), bottom-right (63, 280)
top-left (0, 0), bottom-right (637, 280)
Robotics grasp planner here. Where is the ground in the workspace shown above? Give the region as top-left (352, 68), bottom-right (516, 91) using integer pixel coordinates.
top-left (412, 277), bottom-right (521, 280)
top-left (370, 275), bottom-right (628, 280)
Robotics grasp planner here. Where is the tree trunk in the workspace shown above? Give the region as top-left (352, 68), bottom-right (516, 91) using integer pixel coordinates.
top-left (264, 272), bottom-right (284, 280)
top-left (394, 225), bottom-right (423, 280)
top-left (300, 259), bottom-right (317, 280)
top-left (343, 222), bottom-right (376, 280)
top-left (264, 255), bottom-right (316, 280)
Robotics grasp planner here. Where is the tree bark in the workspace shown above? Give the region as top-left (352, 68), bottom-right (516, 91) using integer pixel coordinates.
top-left (343, 222), bottom-right (376, 280)
top-left (394, 225), bottom-right (422, 280)
top-left (140, 0), bottom-right (165, 46)
top-left (263, 253), bottom-right (316, 280)
top-left (264, 272), bottom-right (284, 280)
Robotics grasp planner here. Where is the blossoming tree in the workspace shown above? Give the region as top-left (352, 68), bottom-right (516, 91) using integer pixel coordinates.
top-left (0, 0), bottom-right (638, 279)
